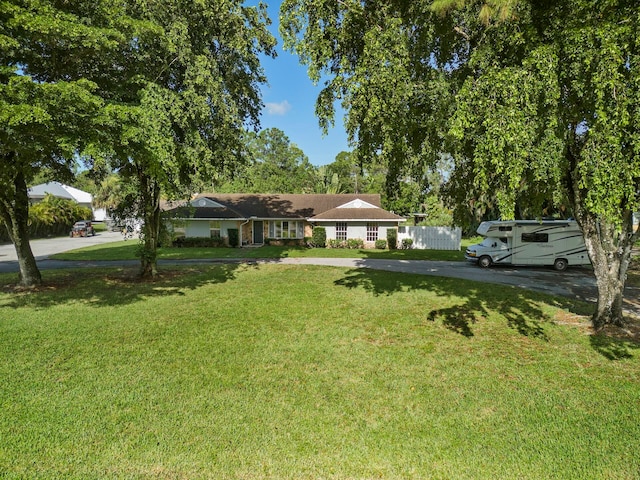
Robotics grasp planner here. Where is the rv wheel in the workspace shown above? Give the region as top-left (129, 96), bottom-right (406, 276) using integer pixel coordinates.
top-left (478, 256), bottom-right (492, 268)
top-left (553, 259), bottom-right (568, 271)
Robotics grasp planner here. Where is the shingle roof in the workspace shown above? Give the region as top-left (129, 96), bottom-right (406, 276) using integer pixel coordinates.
top-left (166, 194), bottom-right (392, 220)
top-left (309, 207), bottom-right (405, 221)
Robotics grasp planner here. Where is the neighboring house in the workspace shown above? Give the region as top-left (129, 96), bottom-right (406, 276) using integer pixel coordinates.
top-left (28, 182), bottom-right (106, 221)
top-left (165, 194), bottom-right (405, 247)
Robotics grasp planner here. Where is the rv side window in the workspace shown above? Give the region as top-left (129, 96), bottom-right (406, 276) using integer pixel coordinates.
top-left (499, 226), bottom-right (512, 232)
top-left (500, 238), bottom-right (508, 244)
top-left (522, 233), bottom-right (549, 243)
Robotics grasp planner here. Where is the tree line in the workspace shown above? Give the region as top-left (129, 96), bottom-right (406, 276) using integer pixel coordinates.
top-left (76, 127), bottom-right (452, 224)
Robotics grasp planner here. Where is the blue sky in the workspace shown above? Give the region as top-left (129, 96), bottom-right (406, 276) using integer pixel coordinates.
top-left (254, 1), bottom-right (350, 166)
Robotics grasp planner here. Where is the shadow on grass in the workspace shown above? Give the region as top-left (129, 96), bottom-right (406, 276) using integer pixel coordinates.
top-left (589, 323), bottom-right (640, 360)
top-left (0, 263), bottom-right (252, 310)
top-left (334, 267), bottom-right (587, 341)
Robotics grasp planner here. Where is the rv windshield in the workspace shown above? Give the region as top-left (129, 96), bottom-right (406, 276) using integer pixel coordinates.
top-left (480, 237), bottom-right (508, 248)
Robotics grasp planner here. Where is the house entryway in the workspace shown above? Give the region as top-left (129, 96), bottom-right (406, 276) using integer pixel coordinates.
top-left (253, 221), bottom-right (264, 244)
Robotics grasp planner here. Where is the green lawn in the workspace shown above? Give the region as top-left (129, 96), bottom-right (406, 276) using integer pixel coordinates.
top-left (51, 240), bottom-right (472, 262)
top-left (1, 264), bottom-right (638, 479)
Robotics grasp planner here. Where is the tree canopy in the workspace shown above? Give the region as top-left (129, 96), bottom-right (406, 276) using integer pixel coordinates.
top-left (281, 0), bottom-right (640, 328)
top-left (217, 128), bottom-right (317, 194)
top-left (87, 0), bottom-right (276, 277)
top-left (1, 0), bottom-right (111, 285)
top-left (1, 0), bottom-right (276, 280)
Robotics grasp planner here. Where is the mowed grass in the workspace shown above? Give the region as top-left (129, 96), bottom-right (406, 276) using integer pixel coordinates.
top-left (1, 264), bottom-right (639, 479)
top-left (51, 240), bottom-right (471, 262)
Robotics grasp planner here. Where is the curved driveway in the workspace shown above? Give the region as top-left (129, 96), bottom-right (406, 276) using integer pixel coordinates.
top-left (1, 233), bottom-right (638, 317)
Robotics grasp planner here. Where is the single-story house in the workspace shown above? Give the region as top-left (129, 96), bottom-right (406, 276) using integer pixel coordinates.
top-left (28, 182), bottom-right (107, 221)
top-left (165, 193), bottom-right (405, 247)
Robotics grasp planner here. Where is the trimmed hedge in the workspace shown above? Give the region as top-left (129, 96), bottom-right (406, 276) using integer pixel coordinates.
top-left (172, 236), bottom-right (227, 248)
top-left (228, 229), bottom-right (239, 248)
top-left (327, 238), bottom-right (364, 249)
top-left (265, 238), bottom-right (305, 246)
top-left (375, 239), bottom-right (387, 249)
top-left (311, 226), bottom-right (326, 248)
top-left (387, 228), bottom-right (398, 250)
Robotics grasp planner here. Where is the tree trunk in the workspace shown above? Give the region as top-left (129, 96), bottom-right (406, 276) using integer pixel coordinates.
top-left (138, 171), bottom-right (161, 278)
top-left (566, 142), bottom-right (636, 330)
top-left (576, 210), bottom-right (635, 330)
top-left (0, 169), bottom-right (42, 286)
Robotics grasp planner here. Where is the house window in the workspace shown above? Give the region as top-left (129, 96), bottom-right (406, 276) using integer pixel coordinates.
top-left (210, 221), bottom-right (221, 238)
top-left (366, 223), bottom-right (378, 242)
top-left (268, 220), bottom-right (303, 239)
top-left (522, 232), bottom-right (549, 243)
top-left (336, 222), bottom-right (347, 241)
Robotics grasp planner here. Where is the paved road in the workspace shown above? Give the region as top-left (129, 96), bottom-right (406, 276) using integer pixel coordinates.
top-left (1, 233), bottom-right (638, 317)
top-left (0, 230), bottom-right (125, 262)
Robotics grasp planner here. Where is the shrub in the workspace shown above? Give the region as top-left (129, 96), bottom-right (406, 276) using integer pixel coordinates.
top-left (327, 238), bottom-right (365, 249)
top-left (387, 228), bottom-right (398, 250)
top-left (27, 194), bottom-right (92, 239)
top-left (375, 239), bottom-right (387, 250)
top-left (401, 238), bottom-right (414, 249)
top-left (158, 219), bottom-right (173, 248)
top-left (266, 238), bottom-right (304, 246)
top-left (172, 236), bottom-right (227, 248)
top-left (228, 228), bottom-right (239, 247)
top-left (346, 238), bottom-right (364, 249)
top-left (311, 226), bottom-right (326, 248)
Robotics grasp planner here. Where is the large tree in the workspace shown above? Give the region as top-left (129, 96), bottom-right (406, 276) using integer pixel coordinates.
top-left (89, 0), bottom-right (275, 277)
top-left (2, 0), bottom-right (276, 279)
top-left (0, 80), bottom-right (100, 270)
top-left (281, 0), bottom-right (639, 329)
top-left (1, 0), bottom-right (109, 286)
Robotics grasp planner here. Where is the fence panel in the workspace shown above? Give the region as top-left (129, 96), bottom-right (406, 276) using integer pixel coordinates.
top-left (397, 226), bottom-right (462, 250)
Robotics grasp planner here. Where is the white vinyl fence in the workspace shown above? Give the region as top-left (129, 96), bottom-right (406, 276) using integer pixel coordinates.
top-left (397, 226), bottom-right (462, 250)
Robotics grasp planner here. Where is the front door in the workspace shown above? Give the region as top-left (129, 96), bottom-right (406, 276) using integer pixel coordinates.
top-left (253, 221), bottom-right (264, 244)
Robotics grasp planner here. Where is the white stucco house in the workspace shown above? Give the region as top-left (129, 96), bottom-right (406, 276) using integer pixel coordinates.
top-left (165, 193), bottom-right (405, 247)
top-left (28, 182), bottom-right (106, 221)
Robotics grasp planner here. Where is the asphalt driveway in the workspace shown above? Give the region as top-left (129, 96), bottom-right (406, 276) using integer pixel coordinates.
top-left (0, 230), bottom-right (124, 262)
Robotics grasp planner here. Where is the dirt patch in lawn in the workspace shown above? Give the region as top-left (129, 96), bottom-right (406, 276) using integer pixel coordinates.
top-left (555, 309), bottom-right (640, 344)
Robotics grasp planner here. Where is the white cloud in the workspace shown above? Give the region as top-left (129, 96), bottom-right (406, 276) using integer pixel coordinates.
top-left (265, 100), bottom-right (292, 116)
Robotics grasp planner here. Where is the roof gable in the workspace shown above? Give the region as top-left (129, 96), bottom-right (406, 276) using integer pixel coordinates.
top-left (61, 184), bottom-right (92, 203)
top-left (337, 199), bottom-right (378, 209)
top-left (190, 197), bottom-right (225, 209)
top-left (309, 207), bottom-right (405, 222)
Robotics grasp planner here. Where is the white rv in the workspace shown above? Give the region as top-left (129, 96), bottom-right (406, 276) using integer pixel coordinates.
top-left (465, 220), bottom-right (591, 271)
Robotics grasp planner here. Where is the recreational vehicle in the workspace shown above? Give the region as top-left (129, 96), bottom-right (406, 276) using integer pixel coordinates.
top-left (465, 220), bottom-right (591, 271)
